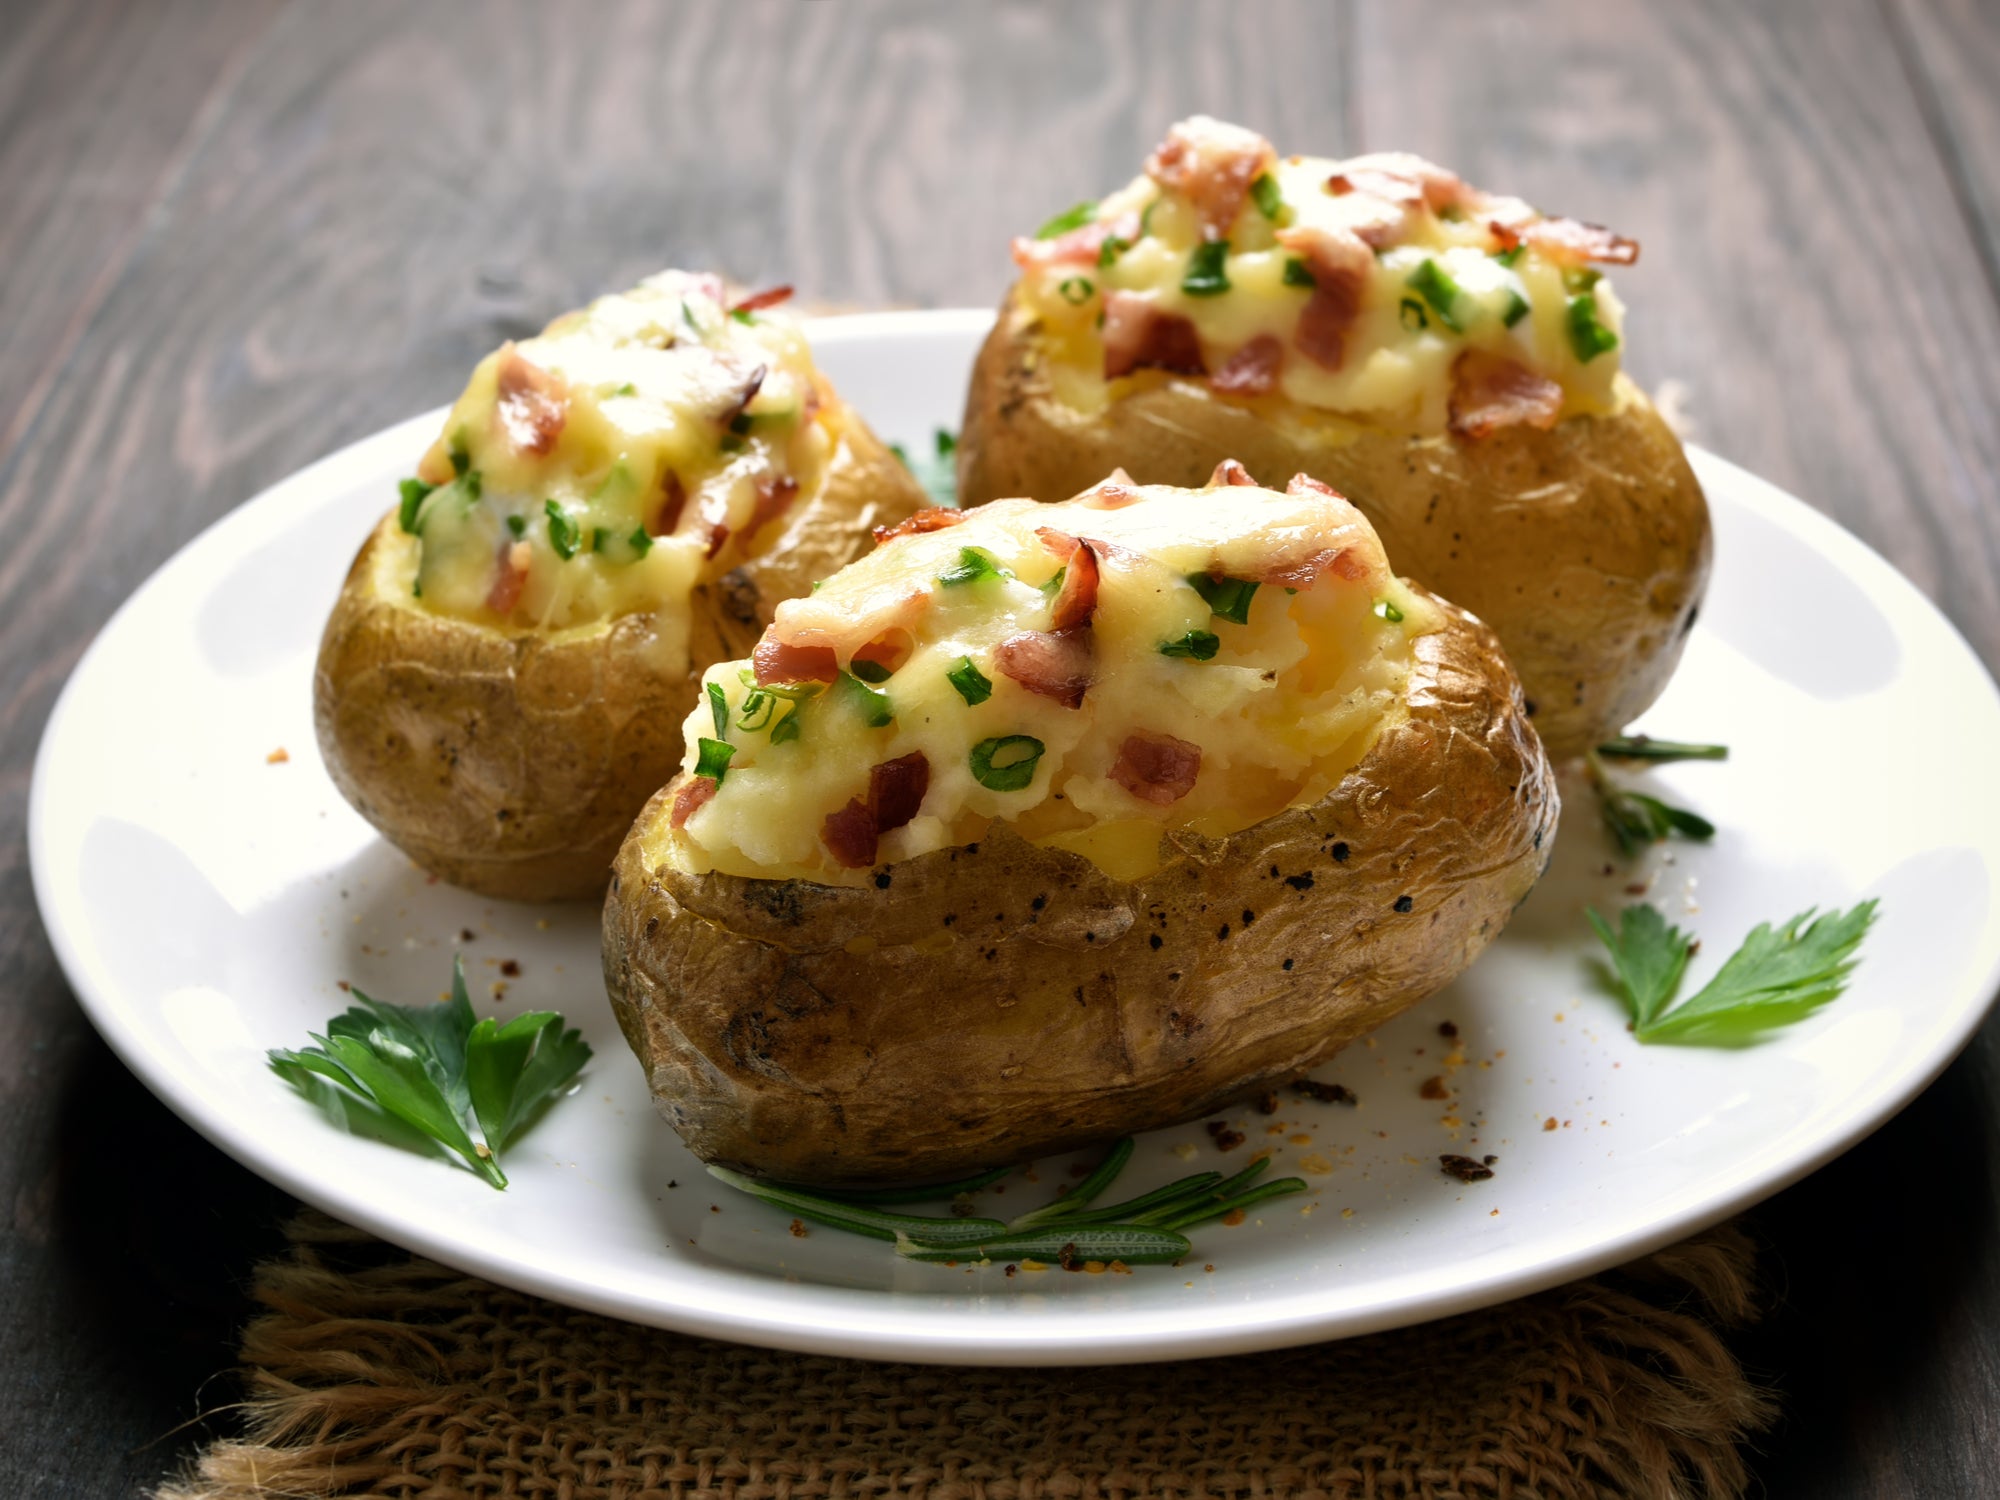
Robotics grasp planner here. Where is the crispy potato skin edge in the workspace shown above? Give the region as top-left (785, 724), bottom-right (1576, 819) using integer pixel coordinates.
top-left (956, 294), bottom-right (1712, 758)
top-left (313, 403), bottom-right (925, 902)
top-left (602, 587), bottom-right (1558, 1186)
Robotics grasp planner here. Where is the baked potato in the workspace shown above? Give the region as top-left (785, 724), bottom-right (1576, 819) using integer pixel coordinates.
top-left (315, 272), bottom-right (927, 901)
top-left (957, 116), bottom-right (1710, 758)
top-left (603, 466), bottom-right (1557, 1185)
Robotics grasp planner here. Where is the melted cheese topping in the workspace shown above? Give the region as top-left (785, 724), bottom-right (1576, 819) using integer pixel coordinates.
top-left (653, 478), bottom-right (1438, 886)
top-left (403, 270), bottom-right (834, 660)
top-left (1016, 123), bottom-right (1630, 433)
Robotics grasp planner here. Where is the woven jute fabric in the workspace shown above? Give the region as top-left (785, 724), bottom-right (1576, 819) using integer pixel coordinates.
top-left (158, 1213), bottom-right (1773, 1500)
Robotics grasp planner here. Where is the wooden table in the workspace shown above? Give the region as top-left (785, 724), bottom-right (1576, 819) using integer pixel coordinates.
top-left (4, 3), bottom-right (1997, 1493)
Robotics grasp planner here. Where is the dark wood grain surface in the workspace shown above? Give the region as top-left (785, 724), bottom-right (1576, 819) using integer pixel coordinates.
top-left (3, 3), bottom-right (1996, 1494)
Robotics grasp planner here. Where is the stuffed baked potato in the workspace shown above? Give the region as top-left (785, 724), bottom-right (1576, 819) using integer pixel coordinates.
top-left (603, 466), bottom-right (1557, 1185)
top-left (315, 272), bottom-right (926, 901)
top-left (958, 117), bottom-right (1710, 758)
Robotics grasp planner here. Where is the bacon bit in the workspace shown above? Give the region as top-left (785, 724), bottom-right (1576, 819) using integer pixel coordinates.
top-left (852, 628), bottom-right (913, 676)
top-left (1325, 168), bottom-right (1423, 205)
top-left (1102, 292), bottom-right (1206, 381)
top-left (821, 799), bottom-right (878, 868)
top-left (1111, 732), bottom-right (1202, 806)
top-left (1287, 473), bottom-right (1341, 500)
top-left (873, 506), bottom-right (965, 546)
top-left (654, 471), bottom-right (687, 536)
top-left (870, 752), bottom-right (931, 834)
top-left (1011, 212), bottom-right (1139, 270)
top-left (1036, 526), bottom-right (1080, 557)
top-left (744, 475), bottom-right (800, 543)
top-left (1206, 1120), bottom-right (1247, 1152)
top-left (495, 345), bottom-right (567, 456)
top-left (717, 362), bottom-right (768, 425)
top-left (1078, 470), bottom-right (1143, 508)
top-left (1449, 350), bottom-right (1563, 439)
top-left (1146, 116), bottom-right (1277, 240)
top-left (995, 627), bottom-right (1094, 709)
top-left (704, 522), bottom-right (730, 560)
top-left (1210, 458), bottom-right (1258, 488)
top-left (1340, 152), bottom-right (1469, 213)
top-left (1210, 335), bottom-right (1284, 396)
top-left (1250, 547), bottom-right (1367, 590)
top-left (730, 284), bottom-right (794, 314)
top-left (486, 539), bottom-right (532, 614)
top-left (823, 752), bottom-right (933, 867)
top-left (670, 776), bottom-right (718, 829)
top-left (1048, 540), bottom-right (1103, 632)
top-left (753, 637), bottom-right (839, 685)
top-left (1488, 219), bottom-right (1523, 253)
top-left (1296, 270), bottom-right (1365, 370)
top-left (1522, 216), bottom-right (1640, 266)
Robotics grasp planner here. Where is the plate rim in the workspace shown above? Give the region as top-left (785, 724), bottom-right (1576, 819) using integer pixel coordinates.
top-left (28, 308), bottom-right (2000, 1365)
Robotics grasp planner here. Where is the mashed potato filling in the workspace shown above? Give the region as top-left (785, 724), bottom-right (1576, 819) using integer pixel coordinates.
top-left (654, 471), bottom-right (1438, 885)
top-left (394, 271), bottom-right (834, 657)
top-left (1012, 116), bottom-right (1632, 435)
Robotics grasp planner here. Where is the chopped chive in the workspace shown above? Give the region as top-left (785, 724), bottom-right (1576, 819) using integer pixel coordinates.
top-left (505, 512), bottom-right (526, 539)
top-left (850, 659), bottom-right (894, 684)
top-left (397, 477), bottom-right (437, 533)
top-left (1407, 258), bottom-right (1465, 332)
top-left (737, 688), bottom-right (776, 732)
top-left (947, 656), bottom-right (993, 706)
top-left (1249, 173), bottom-right (1285, 221)
top-left (1501, 288), bottom-right (1531, 328)
top-left (1158, 630), bottom-right (1221, 661)
top-left (693, 737), bottom-right (735, 784)
top-left (1058, 277), bottom-right (1094, 306)
top-left (1097, 236), bottom-right (1131, 269)
top-left (628, 526), bottom-right (652, 558)
top-left (1563, 266), bottom-right (1603, 294)
top-left (1182, 239), bottom-right (1231, 297)
top-left (1373, 598), bottom-right (1404, 624)
top-left (937, 545), bottom-right (1009, 587)
top-left (1282, 256), bottom-right (1317, 289)
top-left (707, 682), bottom-right (729, 738)
top-left (545, 499), bottom-right (581, 560)
top-left (1036, 200), bottom-right (1098, 239)
top-left (1566, 293), bottom-right (1619, 362)
top-left (1187, 572), bottom-right (1259, 625)
top-left (613, 382), bottom-right (637, 396)
top-left (729, 307), bottom-right (757, 324)
top-left (448, 433), bottom-right (471, 477)
top-left (1493, 245), bottom-right (1525, 268)
top-left (734, 668), bottom-right (824, 702)
top-left (833, 670), bottom-right (894, 728)
top-left (1400, 297), bottom-right (1428, 332)
top-left (768, 708), bottom-right (803, 744)
top-left (970, 735), bottom-right (1044, 792)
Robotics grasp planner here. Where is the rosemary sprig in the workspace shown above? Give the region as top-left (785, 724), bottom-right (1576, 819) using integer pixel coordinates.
top-left (1596, 736), bottom-right (1729, 763)
top-left (708, 1134), bottom-right (1310, 1273)
top-left (1588, 749), bottom-right (1716, 855)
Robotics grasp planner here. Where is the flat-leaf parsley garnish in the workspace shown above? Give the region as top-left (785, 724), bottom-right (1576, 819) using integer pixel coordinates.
top-left (269, 957), bottom-right (589, 1189)
top-left (1589, 900), bottom-right (1879, 1045)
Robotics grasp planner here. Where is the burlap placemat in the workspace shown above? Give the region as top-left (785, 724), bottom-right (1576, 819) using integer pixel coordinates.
top-left (157, 1213), bottom-right (1772, 1500)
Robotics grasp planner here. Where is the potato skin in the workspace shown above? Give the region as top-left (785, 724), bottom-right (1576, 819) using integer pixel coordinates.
top-left (957, 296), bottom-right (1711, 758)
top-left (602, 586), bottom-right (1557, 1186)
top-left (314, 405), bottom-right (924, 902)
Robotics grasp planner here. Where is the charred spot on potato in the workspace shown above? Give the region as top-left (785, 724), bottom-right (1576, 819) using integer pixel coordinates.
top-left (1167, 1010), bottom-right (1202, 1039)
top-left (1241, 909), bottom-right (1256, 926)
top-left (873, 872), bottom-right (892, 889)
top-left (1282, 958), bottom-right (1295, 971)
top-left (1331, 841), bottom-right (1350, 862)
top-left (1149, 934), bottom-right (1164, 950)
top-left (1031, 894), bottom-right (1047, 911)
top-left (1217, 922), bottom-right (1231, 940)
top-left (645, 916), bottom-right (659, 937)
top-left (1285, 872), bottom-right (1314, 891)
top-left (1393, 895), bottom-right (1414, 913)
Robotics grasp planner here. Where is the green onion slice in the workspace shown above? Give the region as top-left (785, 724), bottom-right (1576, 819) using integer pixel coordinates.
top-left (1407, 258), bottom-right (1465, 332)
top-left (1036, 200), bottom-right (1098, 239)
top-left (1372, 599), bottom-right (1404, 624)
top-left (947, 656), bottom-right (993, 706)
top-left (938, 546), bottom-right (1009, 587)
top-left (707, 682), bottom-right (729, 738)
top-left (1187, 572), bottom-right (1260, 625)
top-left (1158, 630), bottom-right (1221, 660)
top-left (1182, 239), bottom-right (1231, 297)
top-left (1566, 293), bottom-right (1619, 362)
top-left (545, 499), bottom-right (581, 560)
top-left (1282, 256), bottom-right (1317, 289)
top-left (397, 477), bottom-right (437, 533)
top-left (693, 737), bottom-right (735, 784)
top-left (970, 735), bottom-right (1045, 792)
top-left (1057, 276), bottom-right (1094, 306)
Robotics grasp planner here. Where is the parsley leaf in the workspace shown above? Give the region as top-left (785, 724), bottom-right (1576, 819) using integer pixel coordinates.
top-left (269, 957), bottom-right (590, 1188)
top-left (1589, 901), bottom-right (1879, 1045)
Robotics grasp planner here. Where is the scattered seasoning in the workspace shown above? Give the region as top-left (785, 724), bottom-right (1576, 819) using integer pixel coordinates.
top-left (1440, 1154), bottom-right (1494, 1183)
top-left (1207, 1120), bottom-right (1247, 1152)
top-left (1221, 1208), bottom-right (1247, 1227)
top-left (265, 747), bottom-right (290, 764)
top-left (1294, 1080), bottom-right (1357, 1105)
top-left (1438, 1020), bottom-right (1459, 1039)
top-left (499, 959), bottom-right (521, 977)
top-left (1256, 1092), bottom-right (1281, 1115)
top-left (1419, 1076), bottom-right (1450, 1101)
top-left (789, 1219), bottom-right (809, 1238)
top-left (1544, 1118), bottom-right (1559, 1132)
top-left (1393, 895), bottom-right (1415, 913)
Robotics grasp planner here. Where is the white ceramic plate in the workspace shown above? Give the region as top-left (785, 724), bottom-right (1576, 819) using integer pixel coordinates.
top-left (31, 311), bottom-right (2000, 1365)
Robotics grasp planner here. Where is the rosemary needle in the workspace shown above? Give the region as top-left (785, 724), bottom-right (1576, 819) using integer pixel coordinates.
top-left (897, 1224), bottom-right (1192, 1266)
top-left (706, 1166), bottom-right (1008, 1246)
top-left (1006, 1137), bottom-right (1136, 1230)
